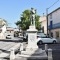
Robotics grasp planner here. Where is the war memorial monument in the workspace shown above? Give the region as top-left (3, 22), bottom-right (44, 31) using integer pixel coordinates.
top-left (16, 8), bottom-right (47, 60)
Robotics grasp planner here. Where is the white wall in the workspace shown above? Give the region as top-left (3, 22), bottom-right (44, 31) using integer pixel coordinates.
top-left (2, 25), bottom-right (6, 33)
top-left (39, 16), bottom-right (47, 34)
top-left (48, 8), bottom-right (60, 39)
top-left (0, 25), bottom-right (6, 39)
top-left (48, 9), bottom-right (60, 26)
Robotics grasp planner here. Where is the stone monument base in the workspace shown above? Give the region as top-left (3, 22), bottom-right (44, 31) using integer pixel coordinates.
top-left (16, 25), bottom-right (47, 59)
top-left (26, 25), bottom-right (38, 50)
top-left (16, 48), bottom-right (47, 59)
top-left (21, 48), bottom-right (43, 55)
top-left (26, 42), bottom-right (38, 51)
top-left (16, 42), bottom-right (47, 59)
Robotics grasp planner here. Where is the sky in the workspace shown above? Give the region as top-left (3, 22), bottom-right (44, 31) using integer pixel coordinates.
top-left (0, 0), bottom-right (60, 28)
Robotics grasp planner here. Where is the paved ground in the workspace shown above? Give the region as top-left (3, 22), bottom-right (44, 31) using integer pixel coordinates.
top-left (15, 43), bottom-right (60, 60)
top-left (0, 38), bottom-right (60, 60)
top-left (0, 38), bottom-right (21, 60)
top-left (0, 41), bottom-right (20, 51)
top-left (38, 43), bottom-right (60, 60)
top-left (15, 58), bottom-right (47, 60)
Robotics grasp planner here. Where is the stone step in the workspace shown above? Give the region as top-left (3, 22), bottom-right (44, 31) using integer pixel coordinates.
top-left (16, 52), bottom-right (47, 59)
top-left (16, 50), bottom-right (47, 59)
top-left (21, 49), bottom-right (44, 55)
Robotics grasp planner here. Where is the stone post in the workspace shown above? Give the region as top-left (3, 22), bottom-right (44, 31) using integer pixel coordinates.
top-left (10, 48), bottom-right (15, 60)
top-left (48, 48), bottom-right (53, 60)
top-left (20, 43), bottom-right (23, 51)
top-left (45, 44), bottom-right (48, 51)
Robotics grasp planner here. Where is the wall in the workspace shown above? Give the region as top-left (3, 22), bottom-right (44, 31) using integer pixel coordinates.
top-left (51, 28), bottom-right (60, 39)
top-left (48, 8), bottom-right (60, 40)
top-left (48, 9), bottom-right (60, 26)
top-left (0, 25), bottom-right (6, 39)
top-left (39, 16), bottom-right (47, 34)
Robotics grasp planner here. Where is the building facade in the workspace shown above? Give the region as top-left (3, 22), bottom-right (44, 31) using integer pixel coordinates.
top-left (6, 27), bottom-right (14, 38)
top-left (0, 18), bottom-right (15, 39)
top-left (0, 18), bottom-right (7, 39)
top-left (39, 16), bottom-right (47, 34)
top-left (14, 28), bottom-right (19, 37)
top-left (48, 7), bottom-right (60, 39)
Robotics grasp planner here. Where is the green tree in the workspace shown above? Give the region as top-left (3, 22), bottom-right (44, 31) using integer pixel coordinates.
top-left (35, 15), bottom-right (41, 30)
top-left (15, 20), bottom-right (21, 31)
top-left (16, 9), bottom-right (41, 30)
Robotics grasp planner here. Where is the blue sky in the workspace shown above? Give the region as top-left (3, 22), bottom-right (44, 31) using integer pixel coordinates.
top-left (0, 0), bottom-right (60, 28)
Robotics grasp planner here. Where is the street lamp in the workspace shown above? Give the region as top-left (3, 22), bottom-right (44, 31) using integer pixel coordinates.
top-left (46, 0), bottom-right (59, 36)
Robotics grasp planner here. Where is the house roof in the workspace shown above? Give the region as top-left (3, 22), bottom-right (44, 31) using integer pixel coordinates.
top-left (6, 27), bottom-right (14, 31)
top-left (48, 7), bottom-right (60, 15)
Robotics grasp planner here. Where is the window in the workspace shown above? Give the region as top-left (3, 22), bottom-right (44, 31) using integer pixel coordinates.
top-left (50, 14), bottom-right (52, 19)
top-left (50, 21), bottom-right (53, 29)
top-left (56, 31), bottom-right (59, 38)
top-left (51, 32), bottom-right (53, 37)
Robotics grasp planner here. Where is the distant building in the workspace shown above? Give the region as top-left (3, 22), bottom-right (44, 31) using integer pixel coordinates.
top-left (14, 28), bottom-right (23, 37)
top-left (48, 7), bottom-right (60, 39)
top-left (0, 18), bottom-right (7, 25)
top-left (0, 18), bottom-right (7, 39)
top-left (39, 16), bottom-right (47, 34)
top-left (14, 28), bottom-right (19, 32)
top-left (0, 18), bottom-right (15, 39)
top-left (14, 28), bottom-right (19, 37)
top-left (6, 27), bottom-right (14, 38)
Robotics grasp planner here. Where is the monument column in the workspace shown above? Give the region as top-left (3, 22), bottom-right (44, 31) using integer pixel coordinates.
top-left (26, 8), bottom-right (38, 50)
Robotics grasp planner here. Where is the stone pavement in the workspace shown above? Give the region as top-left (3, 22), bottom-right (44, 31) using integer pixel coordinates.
top-left (14, 42), bottom-right (47, 60)
top-left (0, 42), bottom-right (19, 51)
top-left (15, 57), bottom-right (47, 60)
top-left (0, 41), bottom-right (20, 60)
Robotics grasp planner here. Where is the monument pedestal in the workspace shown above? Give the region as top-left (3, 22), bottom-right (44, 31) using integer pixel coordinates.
top-left (26, 25), bottom-right (38, 50)
top-left (16, 8), bottom-right (47, 59)
top-left (16, 25), bottom-right (47, 59)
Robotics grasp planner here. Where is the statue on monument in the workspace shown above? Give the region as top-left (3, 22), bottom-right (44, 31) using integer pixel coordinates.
top-left (31, 8), bottom-right (36, 26)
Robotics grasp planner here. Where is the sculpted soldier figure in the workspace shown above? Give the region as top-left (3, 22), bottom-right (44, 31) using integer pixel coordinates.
top-left (31, 8), bottom-right (36, 26)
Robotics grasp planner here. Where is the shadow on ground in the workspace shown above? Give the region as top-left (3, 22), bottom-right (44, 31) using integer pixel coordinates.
top-left (0, 39), bottom-right (23, 43)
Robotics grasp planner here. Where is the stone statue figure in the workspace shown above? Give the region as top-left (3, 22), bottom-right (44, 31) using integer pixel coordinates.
top-left (31, 8), bottom-right (36, 26)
